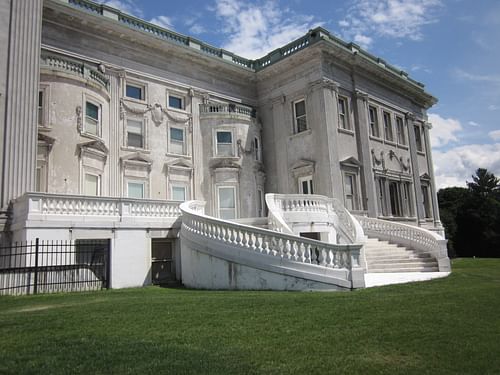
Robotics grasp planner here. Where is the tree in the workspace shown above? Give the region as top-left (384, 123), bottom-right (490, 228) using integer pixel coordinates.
top-left (467, 168), bottom-right (500, 197)
top-left (438, 187), bottom-right (469, 257)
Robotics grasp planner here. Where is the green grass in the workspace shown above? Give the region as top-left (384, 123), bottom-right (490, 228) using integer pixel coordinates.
top-left (1, 258), bottom-right (499, 375)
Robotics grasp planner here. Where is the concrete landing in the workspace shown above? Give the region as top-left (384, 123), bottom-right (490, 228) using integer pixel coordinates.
top-left (364, 272), bottom-right (451, 288)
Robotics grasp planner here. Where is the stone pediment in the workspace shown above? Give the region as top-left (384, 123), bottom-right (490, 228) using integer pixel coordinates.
top-left (209, 157), bottom-right (241, 170)
top-left (121, 152), bottom-right (152, 165)
top-left (167, 158), bottom-right (193, 169)
top-left (291, 159), bottom-right (315, 178)
top-left (340, 157), bottom-right (362, 168)
top-left (420, 172), bottom-right (431, 181)
top-left (38, 133), bottom-right (56, 148)
top-left (77, 139), bottom-right (109, 155)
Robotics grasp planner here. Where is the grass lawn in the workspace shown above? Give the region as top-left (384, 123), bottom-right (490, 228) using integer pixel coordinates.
top-left (1, 258), bottom-right (499, 375)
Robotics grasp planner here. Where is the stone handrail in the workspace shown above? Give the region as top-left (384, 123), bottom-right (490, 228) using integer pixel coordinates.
top-left (180, 201), bottom-right (363, 272)
top-left (199, 102), bottom-right (256, 118)
top-left (265, 193), bottom-right (364, 244)
top-left (40, 50), bottom-right (109, 89)
top-left (354, 215), bottom-right (450, 271)
top-left (264, 195), bottom-right (294, 234)
top-left (13, 193), bottom-right (181, 219)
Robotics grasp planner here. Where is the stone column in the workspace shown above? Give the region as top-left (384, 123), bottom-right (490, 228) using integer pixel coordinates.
top-left (308, 78), bottom-right (343, 199)
top-left (353, 90), bottom-right (377, 216)
top-left (271, 95), bottom-right (289, 193)
top-left (406, 113), bottom-right (425, 224)
top-left (423, 121), bottom-right (442, 228)
top-left (108, 72), bottom-right (122, 197)
top-left (1, 0), bottom-right (43, 211)
top-left (190, 92), bottom-right (203, 200)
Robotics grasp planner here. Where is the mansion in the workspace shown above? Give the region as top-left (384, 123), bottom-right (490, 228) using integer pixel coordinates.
top-left (0, 0), bottom-right (450, 292)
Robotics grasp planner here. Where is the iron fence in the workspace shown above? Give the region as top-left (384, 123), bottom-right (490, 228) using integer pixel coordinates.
top-left (0, 239), bottom-right (110, 295)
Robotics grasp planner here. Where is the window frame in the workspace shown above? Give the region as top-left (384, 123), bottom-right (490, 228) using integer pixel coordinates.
top-left (383, 111), bottom-right (394, 142)
top-left (298, 175), bottom-right (314, 195)
top-left (170, 183), bottom-right (188, 202)
top-left (414, 124), bottom-right (424, 152)
top-left (84, 99), bottom-right (101, 137)
top-left (126, 117), bottom-right (145, 149)
top-left (167, 91), bottom-right (186, 111)
top-left (338, 96), bottom-right (350, 130)
top-left (168, 125), bottom-right (187, 155)
top-left (127, 180), bottom-right (146, 199)
top-left (395, 116), bottom-right (406, 145)
top-left (125, 81), bottom-right (146, 102)
top-left (343, 172), bottom-right (359, 211)
top-left (293, 99), bottom-right (308, 134)
top-left (368, 105), bottom-right (380, 138)
top-left (217, 185), bottom-right (237, 220)
top-left (84, 172), bottom-right (101, 197)
top-left (214, 129), bottom-right (235, 157)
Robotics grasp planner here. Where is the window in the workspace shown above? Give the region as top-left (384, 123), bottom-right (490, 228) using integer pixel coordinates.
top-left (421, 185), bottom-right (432, 218)
top-left (168, 95), bottom-right (184, 110)
top-left (85, 101), bottom-right (100, 136)
top-left (338, 97), bottom-right (349, 130)
top-left (415, 125), bottom-right (423, 152)
top-left (218, 187), bottom-right (236, 220)
top-left (257, 189), bottom-right (264, 217)
top-left (396, 116), bottom-right (406, 145)
top-left (128, 182), bottom-right (145, 199)
top-left (293, 99), bottom-right (307, 133)
top-left (344, 174), bottom-right (358, 211)
top-left (298, 176), bottom-right (314, 195)
top-left (84, 173), bottom-right (100, 196)
top-left (169, 127), bottom-right (185, 155)
top-left (368, 106), bottom-right (379, 137)
top-left (171, 185), bottom-right (186, 201)
top-left (127, 119), bottom-right (144, 148)
top-left (254, 137), bottom-right (261, 161)
top-left (383, 111), bottom-right (393, 141)
top-left (216, 131), bottom-right (234, 156)
top-left (38, 90), bottom-right (44, 126)
top-left (126, 84), bottom-right (144, 101)
top-left (377, 178), bottom-right (387, 216)
top-left (389, 181), bottom-right (402, 217)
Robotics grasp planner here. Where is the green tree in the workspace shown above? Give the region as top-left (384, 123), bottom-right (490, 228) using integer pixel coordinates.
top-left (438, 187), bottom-right (469, 257)
top-left (467, 168), bottom-right (500, 197)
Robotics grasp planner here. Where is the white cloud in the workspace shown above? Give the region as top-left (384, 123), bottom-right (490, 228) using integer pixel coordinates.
top-left (149, 16), bottom-right (174, 30)
top-left (433, 143), bottom-right (500, 189)
top-left (428, 113), bottom-right (462, 148)
top-left (339, 0), bottom-right (442, 48)
top-left (212, 0), bottom-right (321, 59)
top-left (353, 34), bottom-right (373, 48)
top-left (99, 0), bottom-right (143, 17)
top-left (454, 69), bottom-right (500, 84)
top-left (468, 121), bottom-right (480, 127)
top-left (489, 130), bottom-right (500, 141)
top-left (488, 104), bottom-right (499, 111)
top-left (189, 24), bottom-right (206, 35)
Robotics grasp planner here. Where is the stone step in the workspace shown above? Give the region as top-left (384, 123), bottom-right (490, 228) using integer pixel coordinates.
top-left (369, 260), bottom-right (438, 268)
top-left (366, 254), bottom-right (434, 262)
top-left (368, 266), bottom-right (439, 273)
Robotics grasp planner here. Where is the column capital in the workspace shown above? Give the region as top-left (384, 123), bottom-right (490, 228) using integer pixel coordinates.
top-left (405, 112), bottom-right (416, 121)
top-left (354, 89), bottom-right (369, 100)
top-left (308, 78), bottom-right (339, 94)
top-left (423, 121), bottom-right (433, 130)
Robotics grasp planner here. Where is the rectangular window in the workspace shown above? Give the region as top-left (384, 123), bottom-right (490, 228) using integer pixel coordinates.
top-left (383, 111), bottom-right (393, 141)
top-left (84, 173), bottom-right (100, 196)
top-left (294, 100), bottom-right (307, 133)
top-left (168, 95), bottom-right (183, 110)
top-left (216, 131), bottom-right (233, 156)
top-left (298, 176), bottom-right (313, 195)
top-left (257, 189), bottom-right (264, 217)
top-left (38, 91), bottom-right (44, 126)
top-left (169, 127), bottom-right (185, 155)
top-left (218, 187), bottom-right (236, 220)
top-left (415, 125), bottom-right (423, 152)
top-left (128, 182), bottom-right (144, 199)
top-left (126, 84), bottom-right (144, 100)
top-left (254, 137), bottom-right (261, 161)
top-left (85, 101), bottom-right (99, 136)
top-left (396, 116), bottom-right (406, 145)
top-left (344, 174), bottom-right (357, 211)
top-left (338, 97), bottom-right (349, 130)
top-left (171, 185), bottom-right (186, 201)
top-left (422, 185), bottom-right (431, 218)
top-left (369, 106), bottom-right (379, 137)
top-left (389, 181), bottom-right (402, 217)
top-left (127, 119), bottom-right (144, 148)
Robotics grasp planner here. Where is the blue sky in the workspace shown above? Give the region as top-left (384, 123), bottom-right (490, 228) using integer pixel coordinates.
top-left (98, 0), bottom-right (500, 189)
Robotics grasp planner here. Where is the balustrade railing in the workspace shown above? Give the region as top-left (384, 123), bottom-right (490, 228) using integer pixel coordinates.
top-left (265, 194), bottom-right (363, 244)
top-left (354, 215), bottom-right (448, 262)
top-left (199, 102), bottom-right (256, 118)
top-left (181, 201), bottom-right (362, 271)
top-left (14, 193), bottom-right (181, 220)
top-left (40, 51), bottom-right (109, 89)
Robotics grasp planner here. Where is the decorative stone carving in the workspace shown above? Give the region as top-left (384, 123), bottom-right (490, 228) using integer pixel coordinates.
top-left (307, 78), bottom-right (339, 95)
top-left (120, 99), bottom-right (192, 126)
top-left (76, 105), bottom-right (82, 132)
top-left (388, 150), bottom-right (411, 172)
top-left (236, 139), bottom-right (252, 157)
top-left (150, 103), bottom-right (164, 125)
top-left (355, 89), bottom-right (369, 100)
top-left (371, 149), bottom-right (385, 170)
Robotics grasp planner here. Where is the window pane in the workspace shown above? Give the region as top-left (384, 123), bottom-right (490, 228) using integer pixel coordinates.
top-left (219, 187), bottom-right (235, 208)
top-left (126, 85), bottom-right (142, 100)
top-left (127, 133), bottom-right (143, 148)
top-left (295, 101), bottom-right (306, 117)
top-left (128, 182), bottom-right (144, 199)
top-left (169, 96), bottom-right (183, 109)
top-left (170, 127), bottom-right (184, 142)
top-left (302, 180), bottom-right (309, 194)
top-left (217, 131), bottom-right (232, 143)
top-left (220, 209), bottom-right (236, 220)
top-left (85, 118), bottom-right (98, 135)
top-left (127, 119), bottom-right (143, 148)
top-left (86, 102), bottom-right (98, 120)
top-left (85, 174), bottom-right (99, 196)
top-left (172, 186), bottom-right (186, 201)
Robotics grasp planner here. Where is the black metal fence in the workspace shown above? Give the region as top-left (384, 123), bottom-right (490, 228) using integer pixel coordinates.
top-left (0, 239), bottom-right (110, 295)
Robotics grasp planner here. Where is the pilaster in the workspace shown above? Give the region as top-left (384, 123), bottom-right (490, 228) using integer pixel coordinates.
top-left (406, 113), bottom-right (425, 224)
top-left (271, 95), bottom-right (289, 193)
top-left (423, 121), bottom-right (442, 227)
top-left (1, 0), bottom-right (43, 210)
top-left (108, 72), bottom-right (121, 197)
top-left (190, 91), bottom-right (203, 200)
top-left (353, 90), bottom-right (377, 216)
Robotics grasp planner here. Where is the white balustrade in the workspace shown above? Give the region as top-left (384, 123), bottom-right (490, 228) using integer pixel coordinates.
top-left (180, 201), bottom-right (362, 271)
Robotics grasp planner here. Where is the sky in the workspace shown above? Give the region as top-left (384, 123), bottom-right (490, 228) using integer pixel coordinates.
top-left (98, 0), bottom-right (500, 189)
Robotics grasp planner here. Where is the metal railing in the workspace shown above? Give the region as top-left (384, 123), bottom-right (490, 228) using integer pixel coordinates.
top-left (0, 239), bottom-right (109, 295)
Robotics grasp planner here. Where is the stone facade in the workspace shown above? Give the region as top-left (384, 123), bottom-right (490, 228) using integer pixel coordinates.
top-left (0, 0), bottom-right (446, 289)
